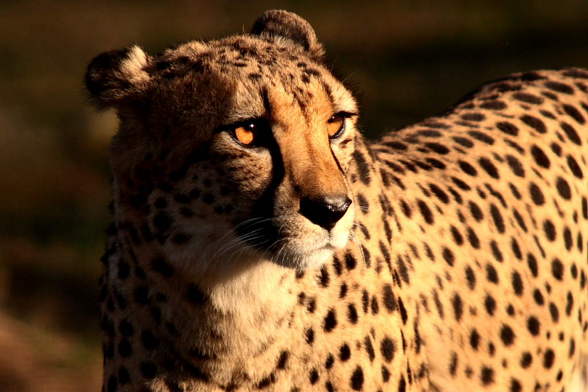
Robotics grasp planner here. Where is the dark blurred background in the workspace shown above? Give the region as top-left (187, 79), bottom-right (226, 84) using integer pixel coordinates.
top-left (1, 1), bottom-right (587, 390)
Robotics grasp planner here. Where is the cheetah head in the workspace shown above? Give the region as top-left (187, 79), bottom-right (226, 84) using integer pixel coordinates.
top-left (85, 10), bottom-right (358, 277)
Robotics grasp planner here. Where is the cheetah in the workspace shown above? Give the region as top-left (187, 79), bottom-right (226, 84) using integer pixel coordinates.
top-left (85, 10), bottom-right (588, 392)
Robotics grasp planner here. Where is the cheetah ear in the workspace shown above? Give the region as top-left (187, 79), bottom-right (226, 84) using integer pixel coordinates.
top-left (85, 45), bottom-right (152, 109)
top-left (251, 10), bottom-right (325, 62)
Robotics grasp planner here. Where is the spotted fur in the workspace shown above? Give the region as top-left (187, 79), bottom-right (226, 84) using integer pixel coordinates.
top-left (87, 10), bottom-right (588, 392)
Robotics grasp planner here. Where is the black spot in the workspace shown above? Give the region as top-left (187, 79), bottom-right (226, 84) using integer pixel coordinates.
top-left (485, 294), bottom-right (496, 315)
top-left (117, 261), bottom-right (130, 280)
top-left (470, 329), bottom-right (480, 350)
top-left (276, 350), bottom-right (289, 369)
top-left (527, 316), bottom-right (540, 336)
top-left (171, 233), bottom-right (191, 244)
top-left (521, 115), bottom-right (546, 134)
top-left (462, 112), bottom-right (485, 121)
top-left (512, 271), bottom-right (523, 296)
top-left (459, 160), bottom-right (478, 176)
top-left (362, 290), bottom-right (369, 314)
top-left (468, 201), bottom-right (484, 222)
top-left (323, 309), bottom-right (337, 332)
top-left (556, 177), bottom-right (571, 199)
top-left (551, 258), bottom-right (563, 280)
top-left (451, 226), bottom-right (464, 245)
top-left (510, 378), bottom-right (522, 392)
top-left (452, 293), bottom-right (463, 321)
top-left (468, 131), bottom-right (494, 144)
top-left (305, 328), bottom-right (315, 344)
top-left (511, 238), bottom-right (522, 260)
top-left (513, 92), bottom-right (543, 105)
top-left (521, 352), bottom-right (533, 368)
top-left (529, 183), bottom-right (545, 205)
top-left (309, 368), bottom-right (319, 384)
top-left (317, 265), bottom-right (329, 287)
top-left (133, 286), bottom-right (149, 305)
top-left (118, 319), bottom-right (134, 337)
top-left (371, 295), bottom-right (380, 314)
top-left (531, 145), bottom-right (550, 168)
top-left (481, 366), bottom-right (494, 385)
top-left (255, 373), bottom-right (275, 389)
top-left (141, 329), bottom-right (159, 351)
top-left (398, 376), bottom-right (406, 392)
top-left (118, 366), bottom-right (130, 385)
top-left (566, 291), bottom-right (574, 316)
top-left (490, 240), bottom-right (503, 262)
top-left (345, 253), bottom-right (357, 270)
top-left (561, 122), bottom-right (582, 145)
top-left (385, 141), bottom-right (408, 150)
top-left (563, 104), bottom-right (585, 124)
top-left (467, 227), bottom-right (480, 249)
top-left (325, 353), bottom-right (334, 369)
top-left (139, 361), bottom-right (157, 379)
top-left (350, 366), bottom-right (364, 391)
top-left (451, 176), bottom-right (471, 191)
top-left (549, 302), bottom-right (560, 322)
top-left (339, 343), bottom-right (351, 361)
top-left (490, 204), bottom-right (505, 233)
top-left (567, 155), bottom-right (584, 178)
top-left (453, 136), bottom-right (474, 148)
top-left (533, 289), bottom-right (544, 305)
top-left (364, 336), bottom-right (375, 361)
top-left (186, 284), bottom-right (208, 306)
top-left (564, 227), bottom-right (574, 250)
top-left (513, 209), bottom-right (528, 232)
top-left (382, 284), bottom-right (396, 312)
top-left (480, 100), bottom-right (507, 110)
top-left (543, 349), bottom-right (555, 369)
top-left (429, 183), bottom-right (449, 203)
top-left (381, 366), bottom-right (391, 382)
top-left (348, 303), bottom-right (359, 324)
top-left (442, 247), bottom-right (455, 266)
top-left (545, 81), bottom-right (574, 94)
top-left (425, 142), bottom-right (450, 154)
top-left (496, 121), bottom-right (519, 135)
top-left (152, 212), bottom-right (172, 232)
top-left (465, 266), bottom-right (476, 290)
top-left (505, 155), bottom-right (525, 177)
top-left (107, 375), bottom-right (118, 392)
top-left (449, 351), bottom-right (458, 376)
top-left (426, 157), bottom-right (446, 169)
top-left (417, 200), bottom-right (434, 224)
top-left (151, 256), bottom-right (174, 277)
top-left (500, 324), bottom-right (515, 346)
top-left (352, 150), bottom-right (371, 185)
top-left (339, 283), bottom-right (348, 299)
top-left (543, 220), bottom-right (556, 241)
top-left (380, 337), bottom-right (395, 362)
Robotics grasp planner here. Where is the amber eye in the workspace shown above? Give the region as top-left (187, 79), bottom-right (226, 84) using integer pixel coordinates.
top-left (327, 114), bottom-right (346, 139)
top-left (231, 122), bottom-right (256, 146)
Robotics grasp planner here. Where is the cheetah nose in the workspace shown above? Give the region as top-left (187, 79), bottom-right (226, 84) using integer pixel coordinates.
top-left (299, 194), bottom-right (352, 230)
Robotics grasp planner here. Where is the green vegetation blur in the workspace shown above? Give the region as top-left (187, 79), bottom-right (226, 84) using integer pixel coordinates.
top-left (0, 1), bottom-right (586, 390)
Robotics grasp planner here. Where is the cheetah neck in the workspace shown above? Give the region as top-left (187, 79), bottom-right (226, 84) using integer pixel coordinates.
top-left (107, 217), bottom-right (303, 386)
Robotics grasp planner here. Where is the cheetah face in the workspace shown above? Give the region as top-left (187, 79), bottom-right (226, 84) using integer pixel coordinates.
top-left (86, 12), bottom-right (359, 274)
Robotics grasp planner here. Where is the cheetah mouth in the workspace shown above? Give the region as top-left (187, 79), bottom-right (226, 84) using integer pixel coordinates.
top-left (232, 218), bottom-right (340, 269)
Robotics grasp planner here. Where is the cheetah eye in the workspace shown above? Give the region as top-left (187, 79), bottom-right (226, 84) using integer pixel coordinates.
top-left (327, 111), bottom-right (355, 140)
top-left (234, 123), bottom-right (255, 146)
top-left (225, 119), bottom-right (266, 148)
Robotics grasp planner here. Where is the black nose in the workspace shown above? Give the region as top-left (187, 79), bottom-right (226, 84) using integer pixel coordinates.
top-left (299, 195), bottom-right (352, 230)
